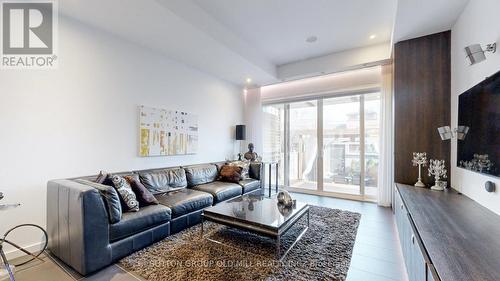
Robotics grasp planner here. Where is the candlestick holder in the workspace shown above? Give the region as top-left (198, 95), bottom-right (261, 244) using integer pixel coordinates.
top-left (412, 152), bottom-right (427, 187)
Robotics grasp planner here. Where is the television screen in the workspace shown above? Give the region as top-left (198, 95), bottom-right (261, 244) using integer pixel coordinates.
top-left (457, 70), bottom-right (500, 177)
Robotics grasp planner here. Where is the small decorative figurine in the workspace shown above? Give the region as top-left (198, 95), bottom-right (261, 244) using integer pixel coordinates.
top-left (428, 159), bottom-right (447, 191)
top-left (277, 190), bottom-right (293, 207)
top-left (412, 152), bottom-right (428, 187)
top-left (244, 143), bottom-right (259, 162)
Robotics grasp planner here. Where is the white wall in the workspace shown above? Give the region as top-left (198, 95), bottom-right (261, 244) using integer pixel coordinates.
top-left (450, 0), bottom-right (500, 215)
top-left (0, 16), bottom-right (243, 255)
top-left (243, 88), bottom-right (263, 153)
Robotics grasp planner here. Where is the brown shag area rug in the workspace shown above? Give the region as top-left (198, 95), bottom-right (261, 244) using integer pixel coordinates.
top-left (120, 206), bottom-right (361, 281)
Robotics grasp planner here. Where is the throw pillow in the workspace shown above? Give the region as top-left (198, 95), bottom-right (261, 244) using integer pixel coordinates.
top-left (125, 176), bottom-right (159, 207)
top-left (219, 165), bottom-right (243, 183)
top-left (111, 175), bottom-right (139, 212)
top-left (229, 161), bottom-right (250, 180)
top-left (94, 171), bottom-right (108, 184)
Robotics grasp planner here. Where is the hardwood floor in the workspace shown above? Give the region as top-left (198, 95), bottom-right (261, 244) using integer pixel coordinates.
top-left (292, 193), bottom-right (408, 281)
top-left (9, 191), bottom-right (407, 281)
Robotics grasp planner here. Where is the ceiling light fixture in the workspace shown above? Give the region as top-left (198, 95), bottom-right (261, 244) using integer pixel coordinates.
top-left (306, 36), bottom-right (318, 43)
top-left (245, 78), bottom-right (252, 83)
top-left (369, 34), bottom-right (376, 39)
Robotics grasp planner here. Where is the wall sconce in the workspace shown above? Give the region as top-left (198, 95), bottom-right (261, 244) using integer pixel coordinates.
top-left (437, 126), bottom-right (469, 140)
top-left (465, 43), bottom-right (496, 65)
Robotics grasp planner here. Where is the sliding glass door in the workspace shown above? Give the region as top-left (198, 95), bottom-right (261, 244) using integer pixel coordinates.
top-left (262, 92), bottom-right (380, 201)
top-left (323, 95), bottom-right (362, 195)
top-left (288, 100), bottom-right (318, 191)
top-left (363, 92), bottom-right (381, 200)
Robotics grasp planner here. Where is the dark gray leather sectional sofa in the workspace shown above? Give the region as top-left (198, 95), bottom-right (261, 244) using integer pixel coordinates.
top-left (46, 162), bottom-right (262, 275)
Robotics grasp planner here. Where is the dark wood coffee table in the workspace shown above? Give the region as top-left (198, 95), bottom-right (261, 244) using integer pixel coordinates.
top-left (200, 192), bottom-right (309, 260)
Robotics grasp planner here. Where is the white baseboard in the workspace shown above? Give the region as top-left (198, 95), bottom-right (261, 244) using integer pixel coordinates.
top-left (3, 241), bottom-right (45, 260)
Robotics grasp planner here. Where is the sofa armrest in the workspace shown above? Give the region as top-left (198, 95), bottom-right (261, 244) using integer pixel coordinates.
top-left (249, 162), bottom-right (262, 180)
top-left (47, 180), bottom-right (112, 275)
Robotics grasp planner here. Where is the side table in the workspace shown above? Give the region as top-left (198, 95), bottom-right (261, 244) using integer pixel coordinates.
top-left (261, 161), bottom-right (279, 197)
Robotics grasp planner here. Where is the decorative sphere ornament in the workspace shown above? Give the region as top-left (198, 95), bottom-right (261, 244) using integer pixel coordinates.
top-left (277, 190), bottom-right (293, 207)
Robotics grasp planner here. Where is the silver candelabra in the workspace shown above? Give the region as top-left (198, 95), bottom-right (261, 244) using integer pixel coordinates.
top-left (428, 159), bottom-right (447, 191)
top-left (412, 152), bottom-right (427, 187)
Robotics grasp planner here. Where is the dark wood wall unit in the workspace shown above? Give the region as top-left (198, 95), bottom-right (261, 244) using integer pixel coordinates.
top-left (394, 31), bottom-right (451, 185)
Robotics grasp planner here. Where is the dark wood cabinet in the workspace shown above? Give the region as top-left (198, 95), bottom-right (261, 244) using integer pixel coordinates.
top-left (395, 187), bottom-right (438, 281)
top-left (395, 183), bottom-right (500, 281)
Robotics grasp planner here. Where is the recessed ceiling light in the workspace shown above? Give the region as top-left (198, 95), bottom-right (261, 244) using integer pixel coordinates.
top-left (369, 34), bottom-right (376, 39)
top-left (306, 36), bottom-right (318, 43)
top-left (246, 78), bottom-right (252, 83)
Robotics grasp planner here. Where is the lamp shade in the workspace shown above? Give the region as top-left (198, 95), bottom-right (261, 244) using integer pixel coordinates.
top-left (235, 125), bottom-right (246, 140)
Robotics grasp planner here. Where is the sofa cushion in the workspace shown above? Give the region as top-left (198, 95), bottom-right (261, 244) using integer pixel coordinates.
top-left (138, 168), bottom-right (187, 194)
top-left (155, 189), bottom-right (213, 218)
top-left (109, 204), bottom-right (171, 242)
top-left (190, 181), bottom-right (242, 203)
top-left (74, 179), bottom-right (123, 224)
top-left (184, 164), bottom-right (218, 187)
top-left (239, 179), bottom-right (261, 193)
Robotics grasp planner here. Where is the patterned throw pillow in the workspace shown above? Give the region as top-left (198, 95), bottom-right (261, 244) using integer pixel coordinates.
top-left (124, 176), bottom-right (159, 207)
top-left (229, 161), bottom-right (250, 180)
top-left (219, 165), bottom-right (243, 183)
top-left (111, 175), bottom-right (139, 212)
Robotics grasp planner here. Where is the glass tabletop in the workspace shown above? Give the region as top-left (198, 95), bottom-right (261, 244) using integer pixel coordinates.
top-left (203, 192), bottom-right (308, 230)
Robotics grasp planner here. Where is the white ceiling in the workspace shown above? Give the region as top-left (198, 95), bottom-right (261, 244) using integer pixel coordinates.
top-left (193, 0), bottom-right (396, 66)
top-left (59, 0), bottom-right (471, 86)
top-left (393, 0), bottom-right (469, 42)
top-left (59, 0), bottom-right (277, 85)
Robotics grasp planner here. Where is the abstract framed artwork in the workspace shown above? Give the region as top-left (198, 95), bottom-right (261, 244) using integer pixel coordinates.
top-left (139, 105), bottom-right (198, 156)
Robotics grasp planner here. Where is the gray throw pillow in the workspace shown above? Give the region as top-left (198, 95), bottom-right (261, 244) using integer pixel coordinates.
top-left (111, 175), bottom-right (139, 212)
top-left (75, 179), bottom-right (122, 224)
